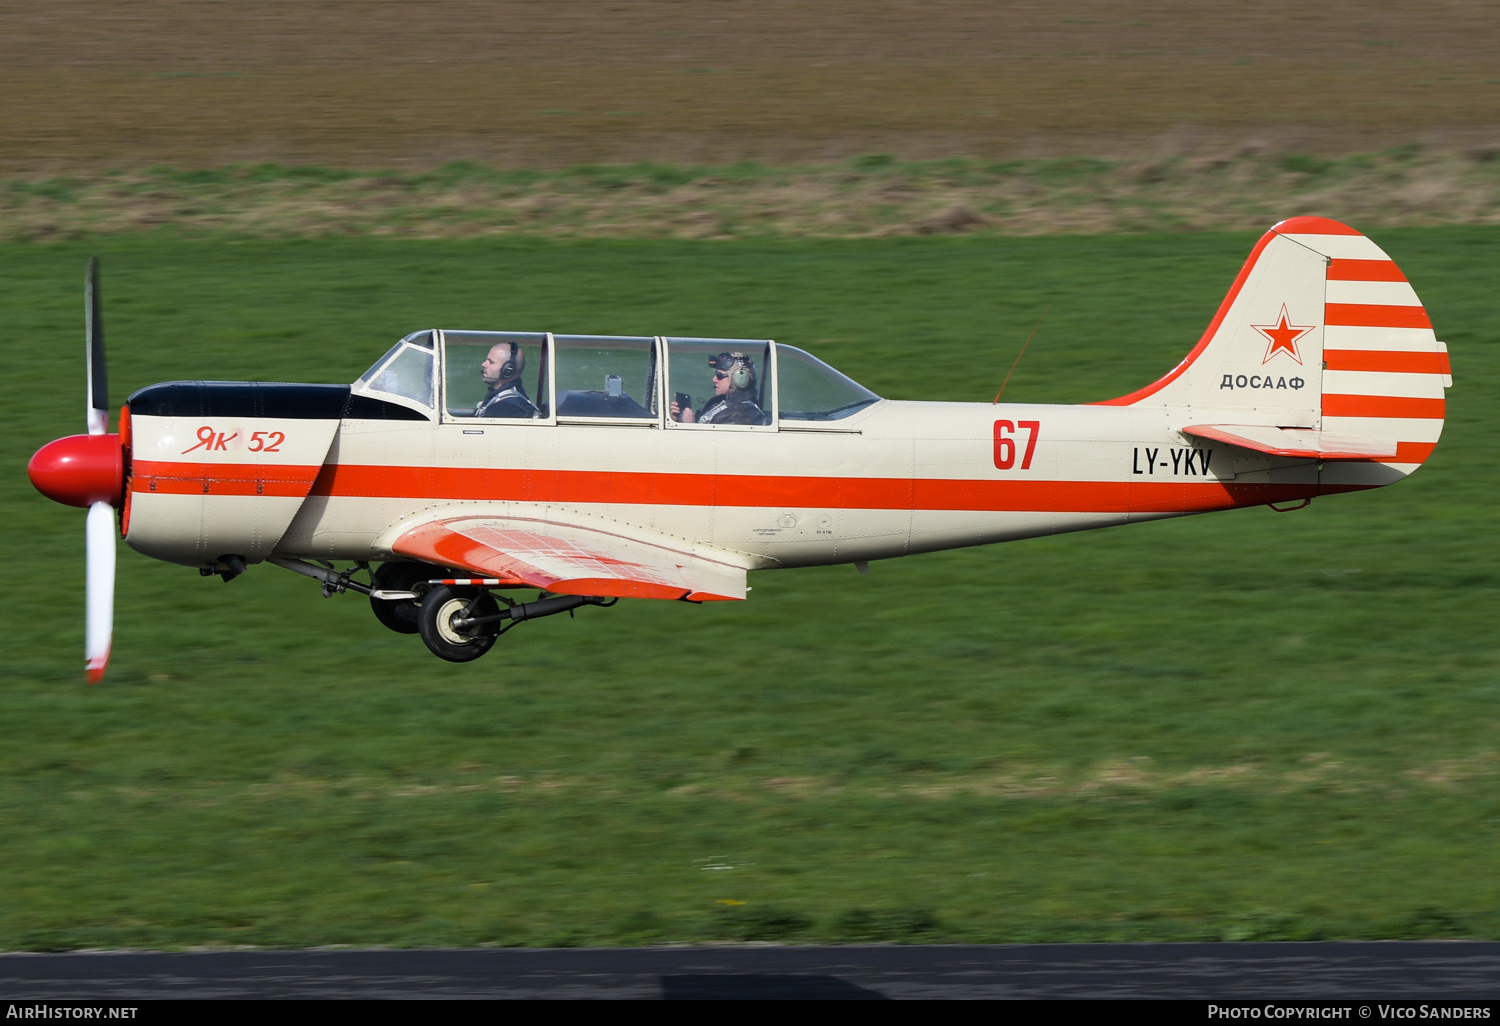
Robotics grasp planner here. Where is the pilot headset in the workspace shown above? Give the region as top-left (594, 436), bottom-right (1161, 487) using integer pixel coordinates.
top-left (712, 351), bottom-right (755, 391)
top-left (499, 341), bottom-right (520, 382)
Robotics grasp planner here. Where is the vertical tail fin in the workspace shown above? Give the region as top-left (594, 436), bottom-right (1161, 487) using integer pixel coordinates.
top-left (1098, 217), bottom-right (1449, 475)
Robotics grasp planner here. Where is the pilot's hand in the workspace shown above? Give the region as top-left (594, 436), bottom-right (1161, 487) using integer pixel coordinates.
top-left (671, 400), bottom-right (695, 423)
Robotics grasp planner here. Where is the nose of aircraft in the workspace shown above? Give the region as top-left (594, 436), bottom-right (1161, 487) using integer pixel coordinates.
top-left (28, 433), bottom-right (124, 508)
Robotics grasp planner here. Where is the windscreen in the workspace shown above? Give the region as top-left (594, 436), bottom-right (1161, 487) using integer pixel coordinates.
top-left (357, 340), bottom-right (435, 409)
top-left (775, 345), bottom-right (881, 421)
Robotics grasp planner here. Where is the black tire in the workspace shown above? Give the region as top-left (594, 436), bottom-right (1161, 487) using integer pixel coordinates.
top-left (369, 562), bottom-right (441, 635)
top-left (418, 585), bottom-right (502, 662)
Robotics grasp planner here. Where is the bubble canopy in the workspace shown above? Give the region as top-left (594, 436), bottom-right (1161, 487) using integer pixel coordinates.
top-left (353, 332), bottom-right (882, 424)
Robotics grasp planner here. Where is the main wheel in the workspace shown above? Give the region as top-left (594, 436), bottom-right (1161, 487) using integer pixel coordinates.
top-left (418, 585), bottom-right (502, 662)
top-left (369, 561), bottom-right (440, 635)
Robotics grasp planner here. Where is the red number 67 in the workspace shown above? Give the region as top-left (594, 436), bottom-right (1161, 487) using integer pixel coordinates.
top-left (993, 420), bottom-right (1040, 470)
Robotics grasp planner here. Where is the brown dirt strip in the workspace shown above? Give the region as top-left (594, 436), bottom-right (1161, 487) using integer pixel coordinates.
top-left (4, 1), bottom-right (1500, 173)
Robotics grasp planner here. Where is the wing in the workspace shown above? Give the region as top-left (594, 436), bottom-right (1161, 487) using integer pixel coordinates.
top-left (389, 512), bottom-right (748, 602)
top-left (1181, 424), bottom-right (1398, 460)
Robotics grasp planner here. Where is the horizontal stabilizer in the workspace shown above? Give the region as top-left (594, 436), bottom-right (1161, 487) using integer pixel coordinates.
top-left (1181, 424), bottom-right (1398, 460)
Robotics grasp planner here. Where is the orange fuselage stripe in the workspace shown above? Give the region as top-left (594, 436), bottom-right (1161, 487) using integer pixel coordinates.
top-left (305, 464), bottom-right (1359, 512)
top-left (131, 455), bottom-right (1413, 511)
top-left (132, 460), bottom-right (323, 497)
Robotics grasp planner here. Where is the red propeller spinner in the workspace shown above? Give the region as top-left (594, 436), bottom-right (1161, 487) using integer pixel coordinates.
top-left (27, 432), bottom-right (123, 508)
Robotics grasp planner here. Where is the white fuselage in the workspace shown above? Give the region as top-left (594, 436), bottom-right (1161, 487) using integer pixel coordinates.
top-left (123, 396), bottom-right (1397, 574)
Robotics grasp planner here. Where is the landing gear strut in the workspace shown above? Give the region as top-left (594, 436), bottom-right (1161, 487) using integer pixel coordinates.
top-left (417, 587), bottom-right (616, 663)
top-left (268, 558), bottom-right (617, 662)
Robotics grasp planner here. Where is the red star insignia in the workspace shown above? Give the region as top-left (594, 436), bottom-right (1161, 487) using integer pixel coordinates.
top-left (1252, 304), bottom-right (1313, 365)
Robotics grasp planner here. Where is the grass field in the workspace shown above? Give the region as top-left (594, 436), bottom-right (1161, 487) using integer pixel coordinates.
top-left (8, 149), bottom-right (1500, 242)
top-left (3, 229), bottom-right (1498, 949)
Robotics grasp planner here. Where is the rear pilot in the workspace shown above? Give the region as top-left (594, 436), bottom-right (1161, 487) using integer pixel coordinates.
top-left (671, 351), bottom-right (767, 425)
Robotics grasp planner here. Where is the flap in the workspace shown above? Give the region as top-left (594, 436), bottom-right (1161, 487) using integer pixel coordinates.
top-left (390, 514), bottom-right (747, 602)
top-left (1182, 424), bottom-right (1398, 460)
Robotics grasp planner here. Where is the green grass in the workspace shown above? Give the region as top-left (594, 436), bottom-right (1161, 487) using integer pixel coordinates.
top-left (2, 230), bottom-right (1497, 949)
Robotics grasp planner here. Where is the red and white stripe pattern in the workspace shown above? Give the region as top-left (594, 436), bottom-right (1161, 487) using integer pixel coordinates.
top-left (394, 518), bottom-right (747, 601)
top-left (1275, 217), bottom-right (1450, 467)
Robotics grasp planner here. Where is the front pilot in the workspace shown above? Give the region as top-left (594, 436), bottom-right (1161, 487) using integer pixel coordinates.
top-left (475, 341), bottom-right (540, 418)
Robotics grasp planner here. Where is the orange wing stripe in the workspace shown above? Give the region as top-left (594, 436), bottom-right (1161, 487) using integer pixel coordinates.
top-left (549, 578), bottom-right (688, 600)
top-left (391, 521), bottom-right (723, 601)
top-left (393, 522), bottom-right (533, 586)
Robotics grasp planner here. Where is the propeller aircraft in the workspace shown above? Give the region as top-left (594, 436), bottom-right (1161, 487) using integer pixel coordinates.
top-left (28, 217), bottom-right (1450, 681)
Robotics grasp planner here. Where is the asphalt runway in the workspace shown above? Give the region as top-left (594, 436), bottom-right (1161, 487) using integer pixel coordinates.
top-left (1, 943), bottom-right (1498, 999)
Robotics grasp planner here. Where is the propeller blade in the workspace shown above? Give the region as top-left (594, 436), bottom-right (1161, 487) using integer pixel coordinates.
top-left (86, 257), bottom-right (108, 436)
top-left (85, 499), bottom-right (115, 685)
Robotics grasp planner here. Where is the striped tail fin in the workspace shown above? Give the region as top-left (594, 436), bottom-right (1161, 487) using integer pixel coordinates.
top-left (1307, 218), bottom-right (1449, 476)
top-left (1099, 216), bottom-right (1449, 480)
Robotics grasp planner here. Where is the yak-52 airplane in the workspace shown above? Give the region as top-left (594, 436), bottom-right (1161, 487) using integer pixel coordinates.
top-left (29, 217), bottom-right (1450, 682)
